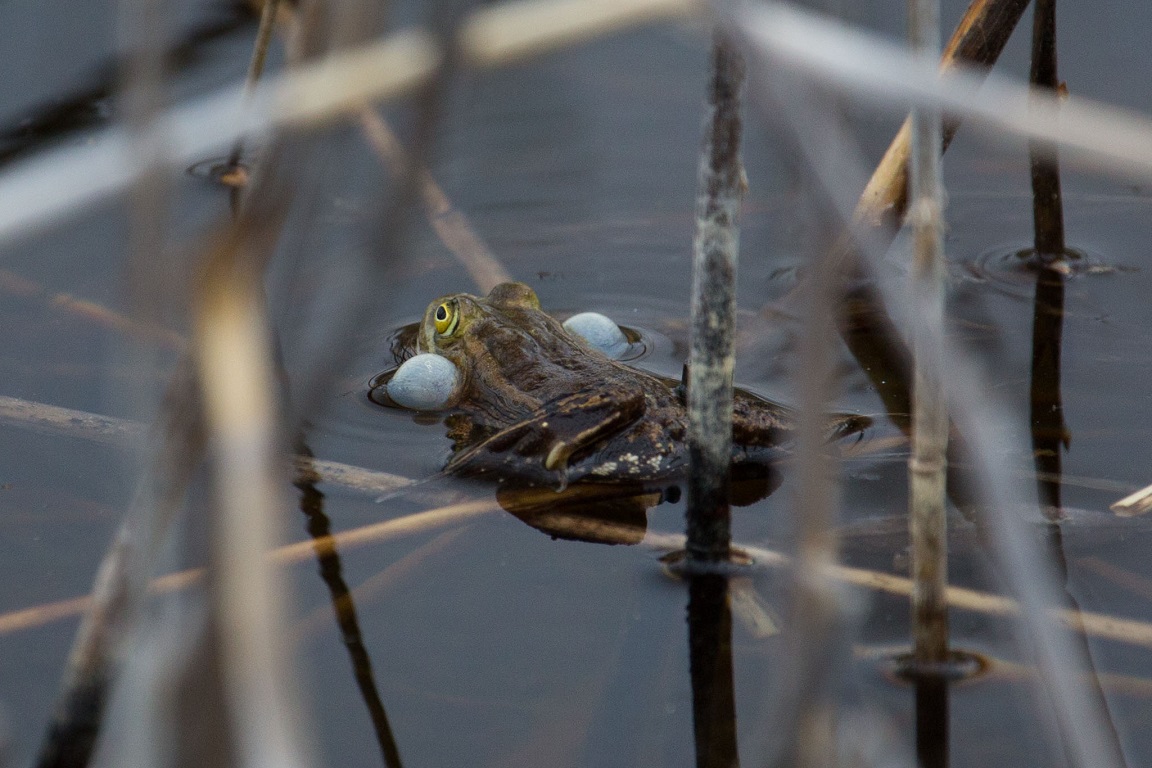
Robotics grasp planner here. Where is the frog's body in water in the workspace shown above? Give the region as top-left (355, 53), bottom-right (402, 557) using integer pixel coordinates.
top-left (408, 282), bottom-right (862, 487)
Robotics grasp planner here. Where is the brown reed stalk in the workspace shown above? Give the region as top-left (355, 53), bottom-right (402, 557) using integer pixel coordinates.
top-left (855, 0), bottom-right (1032, 228)
top-left (1028, 0), bottom-right (1065, 263)
top-left (729, 4), bottom-right (1128, 762)
top-left (33, 369), bottom-right (205, 768)
top-left (1025, 2), bottom-right (1123, 757)
top-left (906, 0), bottom-right (950, 670)
top-left (16, 513), bottom-right (1152, 650)
top-left (226, 0), bottom-right (282, 175)
top-left (906, 7), bottom-right (951, 768)
top-left (1027, 0), bottom-right (1070, 516)
top-left (789, 190), bottom-right (847, 768)
top-left (357, 110), bottom-right (513, 292)
top-left (838, 0), bottom-right (1030, 458)
top-left (191, 224), bottom-right (310, 768)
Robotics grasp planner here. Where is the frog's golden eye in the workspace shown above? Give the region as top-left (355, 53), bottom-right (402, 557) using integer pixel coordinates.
top-left (433, 301), bottom-right (459, 336)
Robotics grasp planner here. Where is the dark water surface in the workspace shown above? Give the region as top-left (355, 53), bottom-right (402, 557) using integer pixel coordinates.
top-left (3, 1), bottom-right (1152, 766)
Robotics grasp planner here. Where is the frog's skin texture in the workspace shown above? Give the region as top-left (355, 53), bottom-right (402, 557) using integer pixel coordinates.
top-left (410, 282), bottom-right (863, 487)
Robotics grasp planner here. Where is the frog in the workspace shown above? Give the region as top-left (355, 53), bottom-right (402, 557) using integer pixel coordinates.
top-left (392, 281), bottom-right (865, 488)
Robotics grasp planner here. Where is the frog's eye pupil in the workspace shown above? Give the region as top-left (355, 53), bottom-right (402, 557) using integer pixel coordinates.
top-left (434, 302), bottom-right (457, 336)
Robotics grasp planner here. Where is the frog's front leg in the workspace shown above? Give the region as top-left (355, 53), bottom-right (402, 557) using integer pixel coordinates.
top-left (445, 388), bottom-right (645, 487)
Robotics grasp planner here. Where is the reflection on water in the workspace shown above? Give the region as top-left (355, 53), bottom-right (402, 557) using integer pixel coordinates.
top-left (1030, 264), bottom-right (1070, 515)
top-left (496, 463), bottom-right (782, 545)
top-left (957, 244), bottom-right (1128, 299)
top-left (294, 444), bottom-right (405, 768)
top-left (497, 483), bottom-right (658, 545)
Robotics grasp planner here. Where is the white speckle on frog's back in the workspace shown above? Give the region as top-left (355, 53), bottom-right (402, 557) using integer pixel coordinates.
top-left (591, 461), bottom-right (619, 476)
top-left (615, 451), bottom-right (644, 475)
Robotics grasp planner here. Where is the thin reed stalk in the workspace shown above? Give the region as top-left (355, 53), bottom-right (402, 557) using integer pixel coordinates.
top-left (192, 229), bottom-right (310, 768)
top-left (1027, 0), bottom-right (1069, 516)
top-left (734, 2), bottom-right (1152, 181)
top-left (357, 110), bottom-right (512, 292)
top-left (729, 14), bottom-right (1127, 761)
top-left (1024, 2), bottom-right (1122, 755)
top-left (857, 0), bottom-right (1031, 227)
top-left (1113, 484), bottom-right (1152, 517)
top-left (14, 513), bottom-right (1152, 649)
top-left (682, 33), bottom-right (745, 768)
top-left (0, 394), bottom-right (414, 494)
top-left (788, 190), bottom-right (846, 768)
top-left (226, 0), bottom-right (283, 173)
top-left (33, 368), bottom-right (204, 768)
top-left (0, 498), bottom-right (501, 639)
top-left (1028, 0), bottom-right (1065, 263)
top-left (906, 0), bottom-right (950, 669)
top-left (685, 34), bottom-right (745, 564)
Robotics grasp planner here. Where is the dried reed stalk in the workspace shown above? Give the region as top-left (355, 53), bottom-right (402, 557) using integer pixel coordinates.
top-left (681, 35), bottom-right (745, 768)
top-left (294, 455), bottom-right (404, 768)
top-left (0, 394), bottom-right (413, 493)
top-left (0, 0), bottom-right (701, 245)
top-left (191, 229), bottom-right (309, 768)
top-left (906, 0), bottom-right (949, 668)
top-left (33, 370), bottom-right (204, 768)
top-left (12, 515), bottom-right (1152, 653)
top-left (685, 35), bottom-right (745, 564)
top-left (730, 6), bottom-right (1127, 764)
top-left (856, 0), bottom-right (1031, 227)
top-left (0, 270), bottom-right (184, 349)
top-left (226, 0), bottom-right (283, 174)
top-left (459, 0), bottom-right (694, 67)
top-left (357, 111), bottom-right (512, 291)
top-left (788, 192), bottom-right (845, 768)
top-left (1113, 484), bottom-right (1152, 517)
top-left (905, 6), bottom-right (951, 767)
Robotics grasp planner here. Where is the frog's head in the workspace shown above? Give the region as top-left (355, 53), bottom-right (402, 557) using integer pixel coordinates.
top-left (417, 282), bottom-right (545, 362)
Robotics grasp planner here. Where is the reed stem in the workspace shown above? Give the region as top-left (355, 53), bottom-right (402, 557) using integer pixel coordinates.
top-left (1029, 0), bottom-right (1065, 262)
top-left (685, 34), bottom-right (745, 564)
top-left (789, 213), bottom-right (845, 768)
top-left (907, 0), bottom-right (950, 668)
top-left (193, 231), bottom-right (310, 768)
top-left (227, 0), bottom-right (282, 171)
top-left (682, 33), bottom-right (746, 768)
top-left (1027, 0), bottom-right (1070, 515)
